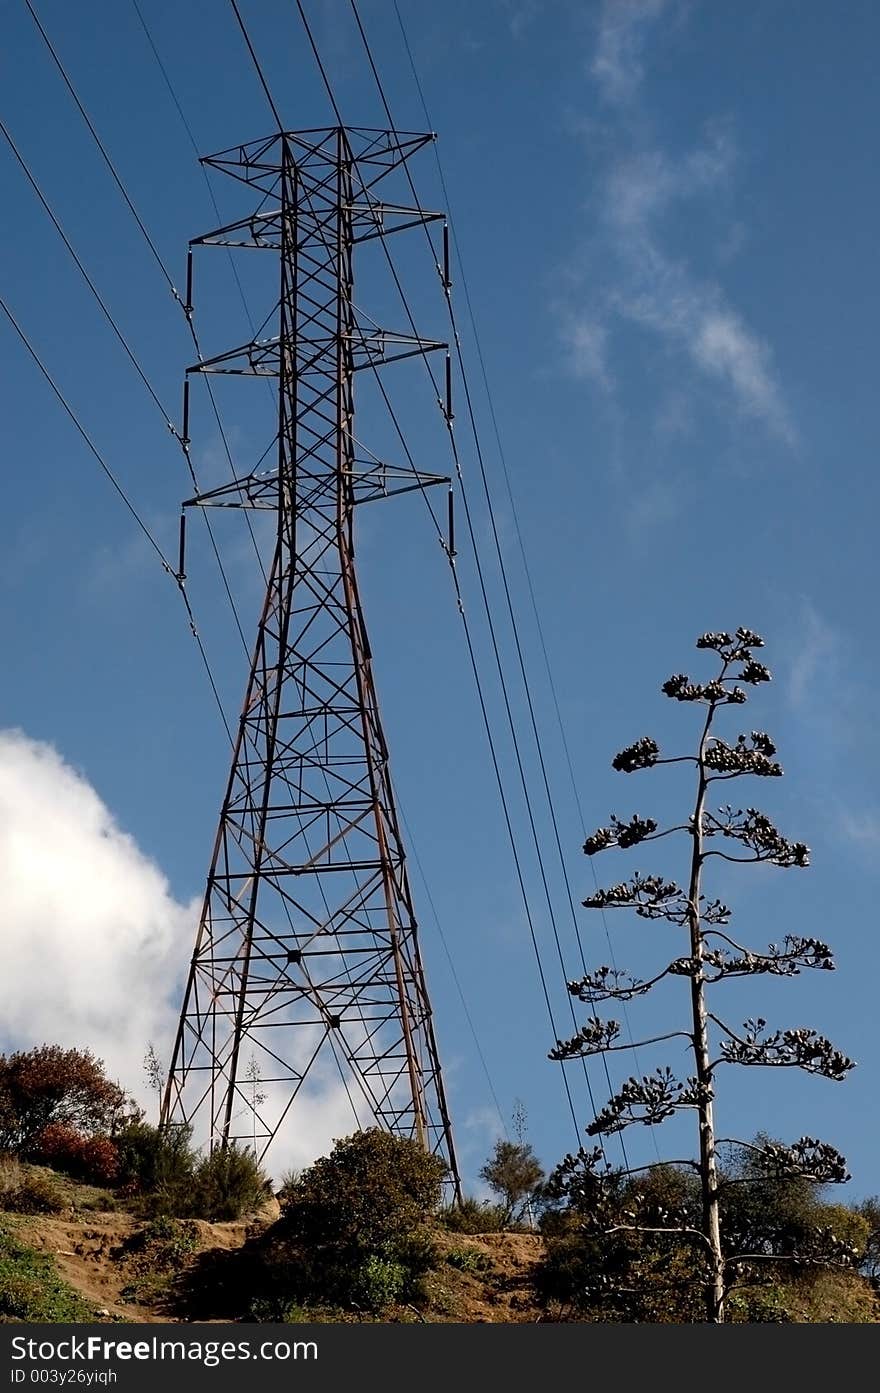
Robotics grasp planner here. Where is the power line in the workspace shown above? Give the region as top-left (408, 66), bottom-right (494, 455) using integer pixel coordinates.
top-left (392, 0), bottom-right (659, 1166)
top-left (0, 293), bottom-right (234, 746)
top-left (0, 116), bottom-right (177, 433)
top-left (346, 0), bottom-right (605, 1125)
top-left (1, 295), bottom-right (170, 571)
top-left (130, 0), bottom-right (263, 345)
top-left (400, 809), bottom-right (509, 1140)
top-left (128, 0), bottom-right (270, 593)
top-left (1, 62), bottom-right (252, 653)
top-left (292, 0), bottom-right (345, 127)
top-left (348, 0), bottom-right (644, 1167)
top-left (25, 0), bottom-right (181, 303)
top-left (228, 0), bottom-right (285, 131)
top-left (288, 0), bottom-right (591, 1149)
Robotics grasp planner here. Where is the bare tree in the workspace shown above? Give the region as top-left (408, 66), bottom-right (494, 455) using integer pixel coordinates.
top-left (143, 1043), bottom-right (165, 1117)
top-left (550, 629), bottom-right (855, 1322)
top-left (245, 1054), bottom-right (266, 1158)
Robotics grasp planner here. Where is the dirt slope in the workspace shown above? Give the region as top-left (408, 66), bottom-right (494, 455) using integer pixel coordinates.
top-left (13, 1213), bottom-right (547, 1324)
top-left (19, 1213), bottom-right (263, 1323)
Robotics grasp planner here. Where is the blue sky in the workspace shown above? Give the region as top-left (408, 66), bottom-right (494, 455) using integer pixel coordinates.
top-left (1, 0), bottom-right (878, 1194)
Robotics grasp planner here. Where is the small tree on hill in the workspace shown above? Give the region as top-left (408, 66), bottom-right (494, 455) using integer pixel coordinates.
top-left (480, 1106), bottom-right (544, 1227)
top-left (549, 629), bottom-right (855, 1322)
top-left (0, 1045), bottom-right (129, 1154)
top-left (280, 1128), bottom-right (446, 1253)
top-left (480, 1140), bottom-right (544, 1226)
top-left (854, 1197), bottom-right (880, 1290)
top-left (275, 1129), bottom-right (447, 1311)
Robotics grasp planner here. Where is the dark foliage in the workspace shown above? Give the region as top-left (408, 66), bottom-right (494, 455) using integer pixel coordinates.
top-left (0, 1046), bottom-right (128, 1153)
top-left (537, 1142), bottom-right (868, 1320)
top-left (31, 1123), bottom-right (119, 1185)
top-left (280, 1128), bottom-right (446, 1253)
top-left (188, 1143), bottom-right (270, 1222)
top-left (479, 1140), bottom-right (544, 1224)
top-left (439, 1196), bottom-right (508, 1234)
top-left (220, 1130), bottom-right (450, 1315)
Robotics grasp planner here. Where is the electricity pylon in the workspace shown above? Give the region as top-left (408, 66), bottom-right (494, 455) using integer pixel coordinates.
top-left (160, 127), bottom-right (460, 1192)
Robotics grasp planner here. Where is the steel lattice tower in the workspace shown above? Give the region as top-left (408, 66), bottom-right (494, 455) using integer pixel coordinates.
top-left (161, 127), bottom-right (459, 1190)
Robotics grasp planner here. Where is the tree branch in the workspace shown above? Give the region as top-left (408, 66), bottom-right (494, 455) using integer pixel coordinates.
top-left (552, 1029), bottom-right (692, 1062)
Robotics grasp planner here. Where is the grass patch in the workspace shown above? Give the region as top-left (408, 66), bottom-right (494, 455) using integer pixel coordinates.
top-left (445, 1245), bottom-right (493, 1274)
top-left (0, 1221), bottom-right (95, 1322)
top-left (117, 1217), bottom-right (201, 1307)
top-left (0, 1157), bottom-right (65, 1215)
top-left (0, 1155), bottom-right (117, 1217)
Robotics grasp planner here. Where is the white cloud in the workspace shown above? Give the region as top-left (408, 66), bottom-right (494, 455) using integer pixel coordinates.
top-left (836, 807), bottom-right (880, 852)
top-left (501, 0), bottom-right (541, 40)
top-left (0, 728), bottom-right (364, 1179)
top-left (565, 120), bottom-right (794, 443)
top-left (0, 729), bottom-right (191, 1103)
top-left (564, 317), bottom-right (613, 391)
top-left (787, 603), bottom-right (839, 709)
top-left (592, 0), bottom-right (672, 105)
top-left (693, 310), bottom-right (791, 441)
top-left (568, 10), bottom-right (795, 445)
top-left (625, 473), bottom-right (683, 533)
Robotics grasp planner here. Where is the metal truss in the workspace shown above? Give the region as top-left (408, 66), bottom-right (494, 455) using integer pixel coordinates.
top-left (161, 127), bottom-right (460, 1191)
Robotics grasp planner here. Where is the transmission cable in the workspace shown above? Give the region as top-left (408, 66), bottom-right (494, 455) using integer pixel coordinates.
top-left (0, 293), bottom-right (233, 745)
top-left (351, 0), bottom-right (652, 1167)
top-left (291, 120), bottom-right (589, 1146)
top-left (393, 1), bottom-right (658, 1163)
top-left (25, 0), bottom-right (182, 303)
top-left (25, 0), bottom-right (269, 597)
top-left (228, 0), bottom-right (285, 131)
top-left (0, 107), bottom-right (249, 653)
top-left (0, 116), bottom-right (176, 432)
top-left (129, 0), bottom-right (274, 592)
top-left (341, 0), bottom-right (612, 1138)
top-left (286, 0), bottom-right (593, 1149)
top-left (400, 808), bottom-right (509, 1139)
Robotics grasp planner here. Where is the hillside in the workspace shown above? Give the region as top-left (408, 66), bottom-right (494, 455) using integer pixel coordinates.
top-left (2, 1200), bottom-right (547, 1324)
top-left (2, 1165), bottom-right (878, 1324)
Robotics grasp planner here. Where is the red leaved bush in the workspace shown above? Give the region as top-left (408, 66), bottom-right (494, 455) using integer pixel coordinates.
top-left (0, 1045), bottom-right (129, 1153)
top-left (31, 1122), bottom-right (120, 1185)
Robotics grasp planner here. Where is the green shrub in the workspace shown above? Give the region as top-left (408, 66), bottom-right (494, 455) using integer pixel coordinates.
top-left (248, 1295), bottom-right (345, 1324)
top-left (446, 1245), bottom-right (492, 1273)
top-left (440, 1196), bottom-right (507, 1234)
top-left (728, 1285), bottom-right (793, 1323)
top-left (131, 1216), bottom-right (199, 1268)
top-left (229, 1131), bottom-right (448, 1318)
top-left (189, 1143), bottom-right (269, 1221)
top-left (114, 1121), bottom-right (196, 1210)
top-left (351, 1254), bottom-right (406, 1311)
top-left (280, 1129), bottom-right (446, 1255)
top-left (0, 1223), bottom-right (94, 1321)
